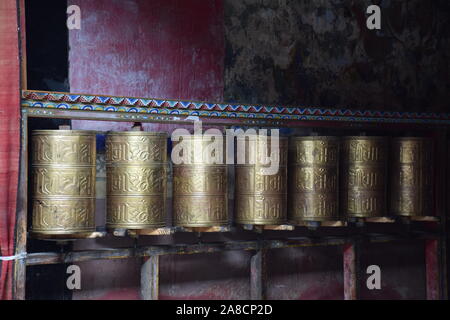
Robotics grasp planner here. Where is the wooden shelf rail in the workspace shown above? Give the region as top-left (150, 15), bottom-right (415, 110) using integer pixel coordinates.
top-left (25, 232), bottom-right (438, 266)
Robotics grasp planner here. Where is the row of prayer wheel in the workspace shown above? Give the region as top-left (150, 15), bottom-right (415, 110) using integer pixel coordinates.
top-left (30, 130), bottom-right (434, 235)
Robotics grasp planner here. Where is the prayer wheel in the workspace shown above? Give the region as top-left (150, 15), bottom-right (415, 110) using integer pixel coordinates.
top-left (390, 137), bottom-right (433, 217)
top-left (341, 137), bottom-right (388, 218)
top-left (289, 137), bottom-right (339, 223)
top-left (235, 136), bottom-right (288, 225)
top-left (172, 135), bottom-right (228, 227)
top-left (31, 130), bottom-right (96, 235)
top-left (106, 131), bottom-right (168, 229)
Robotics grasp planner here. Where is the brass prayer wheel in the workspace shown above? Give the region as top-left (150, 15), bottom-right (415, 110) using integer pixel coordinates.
top-left (341, 136), bottom-right (388, 218)
top-left (172, 135), bottom-right (228, 227)
top-left (31, 130), bottom-right (96, 235)
top-left (235, 136), bottom-right (288, 225)
top-left (390, 137), bottom-right (433, 217)
top-left (289, 137), bottom-right (339, 223)
top-left (106, 131), bottom-right (168, 229)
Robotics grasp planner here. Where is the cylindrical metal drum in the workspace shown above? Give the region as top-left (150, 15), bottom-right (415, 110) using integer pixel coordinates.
top-left (390, 137), bottom-right (433, 217)
top-left (341, 137), bottom-right (388, 218)
top-left (31, 130), bottom-right (96, 235)
top-left (235, 136), bottom-right (288, 225)
top-left (106, 132), bottom-right (168, 229)
top-left (172, 135), bottom-right (228, 227)
top-left (289, 137), bottom-right (339, 223)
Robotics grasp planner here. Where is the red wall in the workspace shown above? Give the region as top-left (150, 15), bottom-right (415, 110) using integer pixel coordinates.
top-left (69, 0), bottom-right (224, 101)
top-left (69, 0), bottom-right (224, 132)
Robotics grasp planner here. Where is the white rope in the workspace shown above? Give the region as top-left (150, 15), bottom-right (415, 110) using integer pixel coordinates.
top-left (0, 252), bottom-right (27, 261)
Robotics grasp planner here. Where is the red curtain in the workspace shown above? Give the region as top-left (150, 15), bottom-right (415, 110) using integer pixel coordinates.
top-left (0, 0), bottom-right (21, 300)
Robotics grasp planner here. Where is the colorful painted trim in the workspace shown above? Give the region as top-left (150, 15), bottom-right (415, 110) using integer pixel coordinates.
top-left (21, 90), bottom-right (450, 124)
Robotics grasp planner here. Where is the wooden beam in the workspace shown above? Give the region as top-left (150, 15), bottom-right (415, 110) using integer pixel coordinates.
top-left (343, 240), bottom-right (361, 300)
top-left (425, 128), bottom-right (448, 300)
top-left (12, 112), bottom-right (28, 300)
top-left (18, 0), bottom-right (27, 90)
top-left (141, 255), bottom-right (159, 300)
top-left (21, 90), bottom-right (450, 127)
top-left (23, 233), bottom-right (439, 267)
top-left (435, 129), bottom-right (448, 299)
top-left (250, 249), bottom-right (267, 300)
top-left (25, 238), bottom-right (350, 266)
top-left (425, 239), bottom-right (440, 300)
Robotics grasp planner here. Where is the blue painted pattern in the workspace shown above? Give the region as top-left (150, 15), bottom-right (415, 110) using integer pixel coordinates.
top-left (21, 90), bottom-right (450, 124)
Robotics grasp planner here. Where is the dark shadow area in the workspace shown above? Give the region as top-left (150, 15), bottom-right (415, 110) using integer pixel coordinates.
top-left (26, 265), bottom-right (72, 300)
top-left (25, 0), bottom-right (69, 91)
top-left (360, 240), bottom-right (426, 300)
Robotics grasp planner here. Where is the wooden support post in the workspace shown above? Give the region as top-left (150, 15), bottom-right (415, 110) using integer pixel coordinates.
top-left (442, 131), bottom-right (449, 300)
top-left (141, 255), bottom-right (159, 300)
top-left (250, 249), bottom-right (267, 300)
top-left (343, 240), bottom-right (361, 300)
top-left (19, 0), bottom-right (27, 90)
top-left (425, 128), bottom-right (448, 300)
top-left (12, 112), bottom-right (28, 300)
top-left (425, 239), bottom-right (440, 300)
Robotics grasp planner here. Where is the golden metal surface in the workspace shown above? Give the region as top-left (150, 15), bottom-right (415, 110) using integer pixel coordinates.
top-left (289, 137), bottom-right (339, 223)
top-left (235, 135), bottom-right (288, 166)
top-left (105, 131), bottom-right (167, 163)
top-left (106, 132), bottom-right (168, 229)
top-left (390, 137), bottom-right (433, 217)
top-left (341, 137), bottom-right (388, 218)
top-left (32, 130), bottom-right (96, 166)
top-left (172, 135), bottom-right (228, 227)
top-left (172, 134), bottom-right (227, 164)
top-left (235, 137), bottom-right (288, 225)
top-left (31, 130), bottom-right (96, 235)
top-left (173, 165), bottom-right (228, 227)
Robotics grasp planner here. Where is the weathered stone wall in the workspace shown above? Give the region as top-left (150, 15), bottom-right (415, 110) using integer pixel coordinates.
top-left (224, 0), bottom-right (449, 111)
